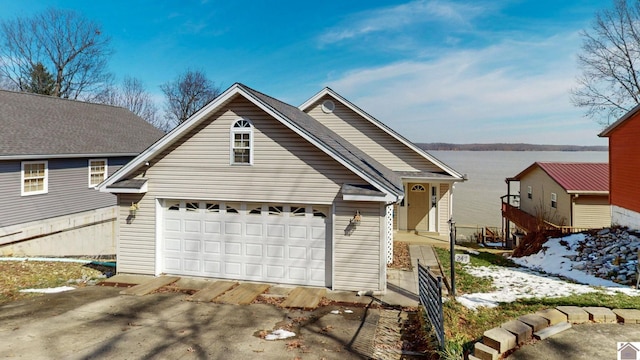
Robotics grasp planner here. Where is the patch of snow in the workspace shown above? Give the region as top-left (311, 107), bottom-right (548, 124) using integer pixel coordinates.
top-left (457, 233), bottom-right (640, 310)
top-left (344, 309), bottom-right (353, 314)
top-left (330, 310), bottom-right (340, 314)
top-left (264, 329), bottom-right (296, 340)
top-left (19, 286), bottom-right (75, 294)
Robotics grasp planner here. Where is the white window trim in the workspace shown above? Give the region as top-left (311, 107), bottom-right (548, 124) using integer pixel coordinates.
top-left (229, 118), bottom-right (254, 165)
top-left (21, 160), bottom-right (48, 196)
top-left (551, 192), bottom-right (557, 208)
top-left (527, 186), bottom-right (532, 199)
top-left (88, 158), bottom-right (108, 188)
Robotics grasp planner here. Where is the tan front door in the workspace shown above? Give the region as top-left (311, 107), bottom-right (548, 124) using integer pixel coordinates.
top-left (407, 183), bottom-right (428, 231)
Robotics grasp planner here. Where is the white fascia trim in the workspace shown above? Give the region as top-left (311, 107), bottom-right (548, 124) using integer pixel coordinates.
top-left (97, 84), bottom-right (245, 191)
top-left (342, 193), bottom-right (397, 202)
top-left (300, 88), bottom-right (464, 180)
top-left (1, 153), bottom-right (138, 161)
top-left (100, 182), bottom-right (148, 194)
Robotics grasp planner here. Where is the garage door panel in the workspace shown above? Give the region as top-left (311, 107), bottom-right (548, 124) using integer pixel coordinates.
top-left (204, 221), bottom-right (221, 234)
top-left (288, 246), bottom-right (307, 260)
top-left (165, 219), bottom-right (181, 232)
top-left (246, 223), bottom-right (263, 237)
top-left (203, 260), bottom-right (221, 273)
top-left (289, 225), bottom-right (307, 239)
top-left (245, 243), bottom-right (263, 257)
top-left (203, 240), bottom-right (221, 254)
top-left (184, 220), bottom-right (201, 233)
top-left (266, 244), bottom-right (284, 259)
top-left (225, 222), bottom-right (242, 235)
top-left (162, 200), bottom-right (327, 287)
top-left (224, 242), bottom-right (242, 255)
top-left (225, 262), bottom-right (242, 275)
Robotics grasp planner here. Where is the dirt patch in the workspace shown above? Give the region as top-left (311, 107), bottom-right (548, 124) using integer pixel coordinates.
top-left (0, 260), bottom-right (104, 304)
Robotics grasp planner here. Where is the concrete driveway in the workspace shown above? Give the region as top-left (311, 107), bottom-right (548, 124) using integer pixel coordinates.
top-left (0, 286), bottom-right (381, 359)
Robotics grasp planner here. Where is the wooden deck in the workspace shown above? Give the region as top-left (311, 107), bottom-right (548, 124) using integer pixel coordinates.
top-left (214, 283), bottom-right (270, 305)
top-left (119, 276), bottom-right (180, 296)
top-left (189, 281), bottom-right (237, 302)
top-left (280, 287), bottom-right (326, 309)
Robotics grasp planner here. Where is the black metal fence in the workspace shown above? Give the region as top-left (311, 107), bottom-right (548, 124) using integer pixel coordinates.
top-left (417, 259), bottom-right (445, 349)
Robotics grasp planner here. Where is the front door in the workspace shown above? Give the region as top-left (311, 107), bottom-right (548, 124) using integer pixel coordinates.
top-left (407, 183), bottom-right (428, 231)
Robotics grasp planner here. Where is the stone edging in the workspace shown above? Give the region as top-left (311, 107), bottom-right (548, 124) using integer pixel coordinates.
top-left (470, 306), bottom-right (640, 360)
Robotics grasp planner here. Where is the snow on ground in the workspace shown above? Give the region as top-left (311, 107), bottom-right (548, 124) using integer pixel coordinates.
top-left (19, 286), bottom-right (75, 294)
top-left (457, 233), bottom-right (640, 310)
top-left (264, 329), bottom-right (296, 340)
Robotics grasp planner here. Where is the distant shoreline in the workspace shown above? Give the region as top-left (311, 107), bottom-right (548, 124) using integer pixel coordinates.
top-left (418, 143), bottom-right (608, 151)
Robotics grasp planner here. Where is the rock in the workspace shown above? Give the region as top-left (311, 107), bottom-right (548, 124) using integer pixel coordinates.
top-left (598, 228), bottom-right (610, 236)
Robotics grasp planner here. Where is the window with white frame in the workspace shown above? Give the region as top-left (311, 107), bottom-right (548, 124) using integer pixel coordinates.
top-left (527, 186), bottom-right (532, 199)
top-left (88, 159), bottom-right (108, 187)
top-left (551, 192), bottom-right (557, 208)
top-left (21, 161), bottom-right (48, 196)
top-left (230, 119), bottom-right (253, 164)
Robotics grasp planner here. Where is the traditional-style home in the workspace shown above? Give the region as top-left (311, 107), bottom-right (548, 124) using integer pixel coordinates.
top-left (0, 90), bottom-right (163, 256)
top-left (502, 162), bottom-right (610, 239)
top-left (98, 83), bottom-right (464, 291)
top-left (599, 105), bottom-right (640, 230)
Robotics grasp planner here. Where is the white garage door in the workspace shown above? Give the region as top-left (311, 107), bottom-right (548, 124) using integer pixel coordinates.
top-left (161, 200), bottom-right (329, 287)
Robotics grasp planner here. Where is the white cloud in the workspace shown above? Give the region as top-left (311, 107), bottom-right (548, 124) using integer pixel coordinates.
top-left (318, 0), bottom-right (486, 45)
top-left (325, 31), bottom-right (606, 145)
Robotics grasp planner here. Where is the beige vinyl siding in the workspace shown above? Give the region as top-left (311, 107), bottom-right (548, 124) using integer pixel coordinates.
top-left (306, 95), bottom-right (442, 173)
top-left (117, 193), bottom-right (156, 274)
top-left (0, 157), bottom-right (129, 228)
top-left (438, 183), bottom-right (450, 236)
top-left (117, 96), bottom-right (369, 277)
top-left (333, 199), bottom-right (384, 291)
top-left (519, 167), bottom-right (571, 226)
top-left (145, 97), bottom-right (363, 203)
top-left (573, 195), bottom-right (611, 229)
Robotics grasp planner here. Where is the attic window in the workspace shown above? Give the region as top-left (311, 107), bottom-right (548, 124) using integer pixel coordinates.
top-left (230, 119), bottom-right (253, 165)
top-left (321, 100), bottom-right (335, 113)
top-left (88, 159), bottom-right (108, 188)
top-left (527, 186), bottom-right (532, 199)
top-left (551, 193), bottom-right (557, 208)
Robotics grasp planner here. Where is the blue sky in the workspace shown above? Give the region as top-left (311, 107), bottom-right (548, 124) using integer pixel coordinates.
top-left (2, 1), bottom-right (610, 145)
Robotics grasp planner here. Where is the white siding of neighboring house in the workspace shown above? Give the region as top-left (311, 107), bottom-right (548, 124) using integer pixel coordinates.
top-left (438, 183), bottom-right (451, 236)
top-left (304, 95), bottom-right (443, 173)
top-left (116, 96), bottom-right (387, 290)
top-left (333, 199), bottom-right (385, 291)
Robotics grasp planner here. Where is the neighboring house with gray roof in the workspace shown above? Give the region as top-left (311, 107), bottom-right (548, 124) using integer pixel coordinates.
top-left (0, 90), bottom-right (163, 256)
top-left (99, 83), bottom-right (463, 292)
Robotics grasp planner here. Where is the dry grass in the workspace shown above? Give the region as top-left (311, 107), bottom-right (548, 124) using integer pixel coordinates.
top-left (0, 260), bottom-right (105, 304)
top-left (388, 241), bottom-right (412, 270)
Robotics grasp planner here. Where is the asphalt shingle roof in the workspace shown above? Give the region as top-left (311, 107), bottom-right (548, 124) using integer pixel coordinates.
top-left (0, 90), bottom-right (164, 157)
top-left (240, 84), bottom-right (404, 195)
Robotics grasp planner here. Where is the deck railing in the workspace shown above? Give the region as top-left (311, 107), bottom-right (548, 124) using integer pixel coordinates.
top-left (418, 259), bottom-right (445, 349)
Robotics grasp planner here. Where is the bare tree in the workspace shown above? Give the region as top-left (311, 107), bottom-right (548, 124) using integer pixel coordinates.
top-left (0, 8), bottom-right (112, 99)
top-left (572, 0), bottom-right (640, 127)
top-left (161, 69), bottom-right (221, 127)
top-left (95, 77), bottom-right (168, 131)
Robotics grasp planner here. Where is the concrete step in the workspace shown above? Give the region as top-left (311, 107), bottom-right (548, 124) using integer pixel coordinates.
top-left (613, 308), bottom-right (640, 324)
top-left (501, 319), bottom-right (533, 345)
top-left (517, 313), bottom-right (549, 332)
top-left (474, 341), bottom-right (499, 360)
top-left (583, 307), bottom-right (617, 323)
top-left (556, 306), bottom-right (589, 323)
top-left (534, 321), bottom-right (572, 340)
top-left (536, 308), bottom-right (568, 325)
top-left (482, 327), bottom-right (516, 354)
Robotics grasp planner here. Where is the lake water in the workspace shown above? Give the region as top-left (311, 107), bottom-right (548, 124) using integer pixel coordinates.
top-left (430, 151), bottom-right (609, 228)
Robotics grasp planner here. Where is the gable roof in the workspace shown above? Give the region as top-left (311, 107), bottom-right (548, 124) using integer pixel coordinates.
top-left (299, 87), bottom-right (464, 179)
top-left (0, 90), bottom-right (164, 160)
top-left (510, 162), bottom-right (609, 194)
top-left (99, 83), bottom-right (404, 200)
top-left (599, 103), bottom-right (640, 137)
